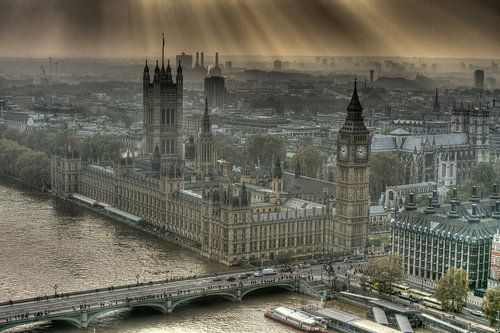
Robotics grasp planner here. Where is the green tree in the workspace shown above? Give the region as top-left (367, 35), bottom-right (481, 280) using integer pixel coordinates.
top-left (246, 135), bottom-right (285, 167)
top-left (444, 163), bottom-right (500, 203)
top-left (369, 152), bottom-right (406, 201)
top-left (80, 135), bottom-right (122, 162)
top-left (471, 163), bottom-right (497, 187)
top-left (435, 268), bottom-right (468, 312)
top-left (15, 150), bottom-right (51, 189)
top-left (484, 287), bottom-right (500, 327)
top-left (0, 139), bottom-right (50, 189)
top-left (216, 139), bottom-right (243, 168)
top-left (363, 254), bottom-right (404, 294)
top-left (297, 147), bottom-right (327, 178)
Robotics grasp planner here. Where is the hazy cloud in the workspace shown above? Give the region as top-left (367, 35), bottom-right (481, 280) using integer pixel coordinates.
top-left (0, 0), bottom-right (499, 59)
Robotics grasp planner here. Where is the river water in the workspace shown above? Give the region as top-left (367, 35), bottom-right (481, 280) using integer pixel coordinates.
top-left (0, 179), bottom-right (319, 332)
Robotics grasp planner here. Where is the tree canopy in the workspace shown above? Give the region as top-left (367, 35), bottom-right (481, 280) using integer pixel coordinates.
top-left (297, 147), bottom-right (327, 178)
top-left (484, 287), bottom-right (500, 327)
top-left (79, 135), bottom-right (122, 162)
top-left (445, 163), bottom-right (500, 203)
top-left (435, 268), bottom-right (468, 312)
top-left (369, 152), bottom-right (406, 201)
top-left (246, 135), bottom-right (285, 167)
top-left (361, 254), bottom-right (404, 294)
top-left (0, 139), bottom-right (50, 189)
top-left (216, 139), bottom-right (243, 168)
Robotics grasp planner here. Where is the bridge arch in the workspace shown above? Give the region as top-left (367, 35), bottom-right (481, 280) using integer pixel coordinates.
top-left (130, 302), bottom-right (167, 314)
top-left (50, 316), bottom-right (83, 329)
top-left (172, 292), bottom-right (237, 311)
top-left (86, 302), bottom-right (167, 326)
top-left (240, 283), bottom-right (295, 300)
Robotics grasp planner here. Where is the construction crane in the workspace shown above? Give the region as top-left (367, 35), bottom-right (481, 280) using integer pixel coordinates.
top-left (48, 57), bottom-right (52, 78)
top-left (40, 65), bottom-right (49, 85)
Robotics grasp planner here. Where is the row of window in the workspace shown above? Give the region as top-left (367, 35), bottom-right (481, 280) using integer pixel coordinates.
top-left (145, 107), bottom-right (177, 126)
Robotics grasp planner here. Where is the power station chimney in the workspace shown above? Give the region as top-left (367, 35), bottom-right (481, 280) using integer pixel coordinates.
top-left (201, 52), bottom-right (205, 68)
top-left (369, 69), bottom-right (374, 82)
top-left (215, 52), bottom-right (219, 67)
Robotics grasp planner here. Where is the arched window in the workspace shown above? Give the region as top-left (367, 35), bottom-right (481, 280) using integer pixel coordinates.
top-left (161, 109), bottom-right (166, 125)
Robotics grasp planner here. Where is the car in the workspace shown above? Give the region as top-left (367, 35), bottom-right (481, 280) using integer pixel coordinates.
top-left (399, 293), bottom-right (410, 300)
top-left (471, 310), bottom-right (483, 317)
top-left (238, 274), bottom-right (248, 280)
top-left (212, 276), bottom-right (223, 282)
top-left (254, 271), bottom-right (263, 277)
top-left (226, 276), bottom-right (236, 282)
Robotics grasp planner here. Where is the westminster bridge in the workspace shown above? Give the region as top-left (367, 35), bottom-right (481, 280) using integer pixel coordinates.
top-left (0, 270), bottom-right (301, 331)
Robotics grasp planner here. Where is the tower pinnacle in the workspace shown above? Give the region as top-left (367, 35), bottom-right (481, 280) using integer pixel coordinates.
top-left (161, 33), bottom-right (165, 68)
top-left (201, 97), bottom-right (211, 133)
top-left (433, 88), bottom-right (440, 113)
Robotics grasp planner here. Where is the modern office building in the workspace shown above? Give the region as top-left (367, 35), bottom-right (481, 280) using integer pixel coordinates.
top-left (392, 187), bottom-right (500, 289)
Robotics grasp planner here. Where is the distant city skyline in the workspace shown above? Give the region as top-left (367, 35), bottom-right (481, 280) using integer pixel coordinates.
top-left (1, 0), bottom-right (500, 59)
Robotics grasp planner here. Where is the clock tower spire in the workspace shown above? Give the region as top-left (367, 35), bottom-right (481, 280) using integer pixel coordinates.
top-left (335, 78), bottom-right (371, 252)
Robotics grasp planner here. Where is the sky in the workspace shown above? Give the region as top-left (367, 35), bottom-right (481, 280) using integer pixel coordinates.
top-left (0, 0), bottom-right (499, 59)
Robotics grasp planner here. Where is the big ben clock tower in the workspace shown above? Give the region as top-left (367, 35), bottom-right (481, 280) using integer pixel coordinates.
top-left (335, 79), bottom-right (371, 252)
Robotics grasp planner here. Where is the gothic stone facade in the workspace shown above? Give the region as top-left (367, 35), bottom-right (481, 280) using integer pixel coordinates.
top-left (372, 104), bottom-right (491, 190)
top-left (51, 49), bottom-right (371, 265)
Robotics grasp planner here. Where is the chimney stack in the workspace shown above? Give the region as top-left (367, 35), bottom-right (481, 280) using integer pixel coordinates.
top-left (448, 200), bottom-right (460, 219)
top-left (432, 190), bottom-right (440, 208)
top-left (424, 196), bottom-right (436, 214)
top-left (470, 186), bottom-right (480, 203)
top-left (493, 201), bottom-right (500, 219)
top-left (216, 52), bottom-right (219, 67)
top-left (405, 193), bottom-right (417, 211)
top-left (468, 203), bottom-right (480, 223)
top-left (201, 52), bottom-right (205, 68)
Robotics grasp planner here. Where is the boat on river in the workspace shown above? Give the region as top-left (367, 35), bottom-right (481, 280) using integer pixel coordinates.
top-left (264, 306), bottom-right (328, 332)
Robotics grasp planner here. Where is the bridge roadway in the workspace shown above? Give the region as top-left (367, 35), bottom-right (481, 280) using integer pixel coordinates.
top-left (0, 270), bottom-right (299, 331)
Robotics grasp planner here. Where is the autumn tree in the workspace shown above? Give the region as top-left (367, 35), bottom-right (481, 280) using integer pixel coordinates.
top-left (369, 152), bottom-right (406, 201)
top-left (363, 254), bottom-right (404, 294)
top-left (483, 287), bottom-right (500, 327)
top-left (435, 268), bottom-right (468, 312)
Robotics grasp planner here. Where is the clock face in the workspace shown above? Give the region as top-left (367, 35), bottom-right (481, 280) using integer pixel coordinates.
top-left (356, 145), bottom-right (368, 159)
top-left (339, 144), bottom-right (348, 159)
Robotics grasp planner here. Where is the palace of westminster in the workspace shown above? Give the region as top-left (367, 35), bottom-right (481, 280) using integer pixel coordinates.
top-left (50, 42), bottom-right (496, 268)
top-left (50, 41), bottom-right (372, 265)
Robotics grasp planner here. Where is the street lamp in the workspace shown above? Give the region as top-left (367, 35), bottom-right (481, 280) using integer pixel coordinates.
top-left (136, 274), bottom-right (140, 284)
top-left (53, 284), bottom-right (58, 296)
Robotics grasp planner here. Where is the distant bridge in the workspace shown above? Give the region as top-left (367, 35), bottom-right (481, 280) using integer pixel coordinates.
top-left (0, 271), bottom-right (299, 331)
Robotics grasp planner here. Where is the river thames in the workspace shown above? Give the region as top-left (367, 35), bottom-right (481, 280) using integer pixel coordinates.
top-left (0, 179), bottom-right (318, 332)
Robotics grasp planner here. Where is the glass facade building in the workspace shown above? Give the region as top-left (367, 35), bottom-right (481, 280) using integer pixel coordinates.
top-left (392, 188), bottom-right (500, 289)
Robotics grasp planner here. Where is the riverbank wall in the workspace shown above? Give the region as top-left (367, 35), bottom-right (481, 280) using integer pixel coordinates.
top-left (55, 195), bottom-right (205, 255)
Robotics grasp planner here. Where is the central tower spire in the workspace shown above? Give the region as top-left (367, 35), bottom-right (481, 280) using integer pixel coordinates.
top-left (162, 33), bottom-right (165, 68)
top-left (341, 77), bottom-right (366, 131)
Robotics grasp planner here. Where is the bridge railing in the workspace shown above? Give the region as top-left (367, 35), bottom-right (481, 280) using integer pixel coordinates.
top-left (0, 267), bottom-right (259, 307)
